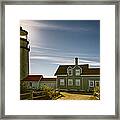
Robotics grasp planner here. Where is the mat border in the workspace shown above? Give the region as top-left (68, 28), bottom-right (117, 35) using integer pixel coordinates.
top-left (0, 0), bottom-right (119, 119)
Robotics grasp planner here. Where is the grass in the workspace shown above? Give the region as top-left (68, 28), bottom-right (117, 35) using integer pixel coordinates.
top-left (57, 92), bottom-right (99, 100)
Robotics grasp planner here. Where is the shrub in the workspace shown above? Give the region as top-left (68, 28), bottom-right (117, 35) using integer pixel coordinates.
top-left (40, 85), bottom-right (59, 99)
top-left (93, 86), bottom-right (100, 99)
top-left (20, 81), bottom-right (28, 93)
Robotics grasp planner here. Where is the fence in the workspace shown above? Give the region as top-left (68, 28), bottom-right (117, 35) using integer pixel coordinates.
top-left (32, 91), bottom-right (50, 100)
top-left (20, 91), bottom-right (51, 100)
top-left (20, 92), bottom-right (32, 100)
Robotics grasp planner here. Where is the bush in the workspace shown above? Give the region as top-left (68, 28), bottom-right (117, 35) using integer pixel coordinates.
top-left (20, 81), bottom-right (28, 93)
top-left (93, 86), bottom-right (100, 99)
top-left (32, 84), bottom-right (59, 100)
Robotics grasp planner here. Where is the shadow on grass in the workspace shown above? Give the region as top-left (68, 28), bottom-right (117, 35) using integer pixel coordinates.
top-left (64, 91), bottom-right (93, 95)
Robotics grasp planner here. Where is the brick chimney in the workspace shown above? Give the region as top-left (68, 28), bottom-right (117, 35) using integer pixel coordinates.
top-left (75, 57), bottom-right (78, 66)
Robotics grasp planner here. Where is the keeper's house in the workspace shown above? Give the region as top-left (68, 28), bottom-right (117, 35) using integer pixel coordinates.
top-left (54, 58), bottom-right (100, 92)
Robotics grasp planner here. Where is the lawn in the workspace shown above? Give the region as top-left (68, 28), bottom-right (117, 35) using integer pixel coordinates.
top-left (57, 92), bottom-right (98, 100)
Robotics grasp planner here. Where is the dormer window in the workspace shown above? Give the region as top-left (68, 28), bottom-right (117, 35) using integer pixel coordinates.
top-left (75, 69), bottom-right (80, 76)
top-left (68, 69), bottom-right (72, 76)
top-left (67, 67), bottom-right (73, 76)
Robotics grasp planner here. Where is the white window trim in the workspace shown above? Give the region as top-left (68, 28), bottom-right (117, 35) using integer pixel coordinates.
top-left (67, 66), bottom-right (73, 76)
top-left (75, 69), bottom-right (81, 76)
top-left (75, 79), bottom-right (80, 86)
top-left (60, 79), bottom-right (65, 86)
top-left (68, 69), bottom-right (73, 76)
top-left (68, 79), bottom-right (73, 86)
top-left (95, 81), bottom-right (100, 86)
top-left (73, 66), bottom-right (82, 73)
top-left (89, 80), bottom-right (94, 87)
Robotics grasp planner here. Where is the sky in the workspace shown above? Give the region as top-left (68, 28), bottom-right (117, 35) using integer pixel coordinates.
top-left (20, 20), bottom-right (100, 77)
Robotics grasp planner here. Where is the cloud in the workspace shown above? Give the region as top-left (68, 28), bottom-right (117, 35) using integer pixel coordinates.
top-left (30, 56), bottom-right (72, 63)
top-left (31, 44), bottom-right (60, 51)
top-left (30, 43), bottom-right (100, 67)
top-left (30, 44), bottom-right (99, 59)
top-left (20, 20), bottom-right (91, 32)
top-left (30, 55), bottom-right (100, 67)
top-left (30, 44), bottom-right (100, 67)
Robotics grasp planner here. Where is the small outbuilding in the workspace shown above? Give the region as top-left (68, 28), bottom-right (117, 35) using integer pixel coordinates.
top-left (22, 75), bottom-right (43, 90)
top-left (40, 78), bottom-right (57, 89)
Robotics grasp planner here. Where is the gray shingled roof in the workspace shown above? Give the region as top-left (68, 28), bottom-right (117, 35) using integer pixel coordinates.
top-left (54, 64), bottom-right (100, 76)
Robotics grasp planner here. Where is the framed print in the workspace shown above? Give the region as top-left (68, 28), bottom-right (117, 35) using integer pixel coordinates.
top-left (0, 0), bottom-right (120, 119)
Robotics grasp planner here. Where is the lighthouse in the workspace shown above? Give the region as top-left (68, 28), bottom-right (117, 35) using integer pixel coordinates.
top-left (20, 27), bottom-right (30, 80)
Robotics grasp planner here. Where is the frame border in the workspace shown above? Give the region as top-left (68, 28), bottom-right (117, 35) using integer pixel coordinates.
top-left (0, 0), bottom-right (119, 119)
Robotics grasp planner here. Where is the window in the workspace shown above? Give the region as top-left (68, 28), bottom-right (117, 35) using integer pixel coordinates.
top-left (89, 80), bottom-right (94, 87)
top-left (76, 79), bottom-right (80, 86)
top-left (68, 79), bottom-right (73, 86)
top-left (67, 67), bottom-right (73, 76)
top-left (95, 81), bottom-right (100, 87)
top-left (29, 82), bottom-right (32, 87)
top-left (75, 69), bottom-right (80, 76)
top-left (60, 79), bottom-right (65, 86)
top-left (68, 69), bottom-right (73, 76)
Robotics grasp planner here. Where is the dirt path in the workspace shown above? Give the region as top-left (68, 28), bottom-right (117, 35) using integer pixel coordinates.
top-left (57, 92), bottom-right (97, 100)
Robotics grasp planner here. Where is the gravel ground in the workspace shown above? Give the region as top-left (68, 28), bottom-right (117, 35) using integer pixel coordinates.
top-left (57, 92), bottom-right (98, 100)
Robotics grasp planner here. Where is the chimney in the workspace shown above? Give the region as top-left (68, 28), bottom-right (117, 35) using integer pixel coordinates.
top-left (75, 57), bottom-right (78, 66)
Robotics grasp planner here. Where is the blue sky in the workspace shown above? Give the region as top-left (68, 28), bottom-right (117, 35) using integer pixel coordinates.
top-left (20, 20), bottom-right (100, 77)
